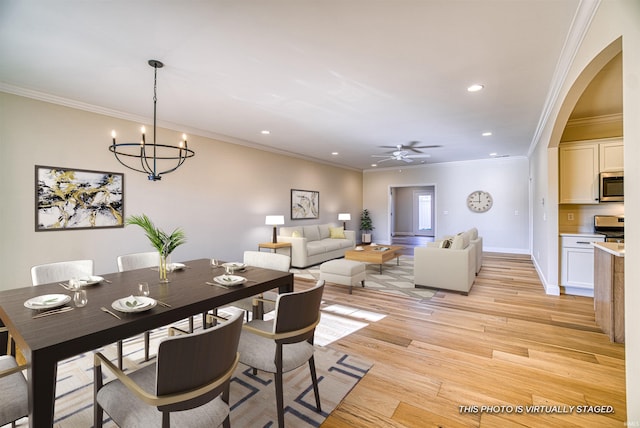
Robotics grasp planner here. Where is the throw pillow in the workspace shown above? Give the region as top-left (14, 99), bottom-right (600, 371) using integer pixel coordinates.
top-left (291, 230), bottom-right (302, 238)
top-left (438, 238), bottom-right (452, 248)
top-left (329, 226), bottom-right (346, 239)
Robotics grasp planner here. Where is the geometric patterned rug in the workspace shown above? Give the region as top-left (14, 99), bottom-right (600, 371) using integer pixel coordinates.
top-left (291, 255), bottom-right (437, 300)
top-left (11, 311), bottom-right (373, 428)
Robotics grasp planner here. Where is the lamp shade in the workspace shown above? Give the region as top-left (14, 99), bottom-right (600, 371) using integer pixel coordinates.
top-left (265, 215), bottom-right (285, 226)
top-left (338, 213), bottom-right (351, 221)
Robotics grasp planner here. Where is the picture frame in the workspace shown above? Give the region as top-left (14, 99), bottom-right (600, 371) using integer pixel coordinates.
top-left (35, 165), bottom-right (124, 231)
top-left (291, 189), bottom-right (319, 220)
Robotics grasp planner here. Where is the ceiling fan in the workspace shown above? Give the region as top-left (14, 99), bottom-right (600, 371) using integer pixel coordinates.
top-left (379, 141), bottom-right (442, 153)
top-left (372, 142), bottom-right (439, 163)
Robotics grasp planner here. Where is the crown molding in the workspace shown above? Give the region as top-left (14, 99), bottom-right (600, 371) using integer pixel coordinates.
top-left (527, 0), bottom-right (601, 156)
top-left (564, 113), bottom-right (623, 128)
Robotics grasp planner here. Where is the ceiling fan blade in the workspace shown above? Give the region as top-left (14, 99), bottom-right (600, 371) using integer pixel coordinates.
top-left (401, 158), bottom-right (414, 163)
top-left (405, 154), bottom-right (431, 158)
top-left (375, 157), bottom-right (394, 163)
top-left (371, 155), bottom-right (392, 158)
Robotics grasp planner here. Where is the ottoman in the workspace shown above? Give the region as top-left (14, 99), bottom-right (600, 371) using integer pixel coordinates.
top-left (319, 259), bottom-right (366, 294)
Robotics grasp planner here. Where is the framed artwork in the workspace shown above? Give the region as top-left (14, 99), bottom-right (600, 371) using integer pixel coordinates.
top-left (291, 189), bottom-right (319, 219)
top-left (35, 165), bottom-right (124, 231)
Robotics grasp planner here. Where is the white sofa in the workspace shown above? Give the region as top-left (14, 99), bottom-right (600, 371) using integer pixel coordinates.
top-left (413, 230), bottom-right (477, 294)
top-left (277, 223), bottom-right (356, 268)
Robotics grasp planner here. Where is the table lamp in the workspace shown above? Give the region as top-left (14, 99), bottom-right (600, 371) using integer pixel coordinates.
top-left (265, 215), bottom-right (285, 243)
top-left (338, 213), bottom-right (351, 229)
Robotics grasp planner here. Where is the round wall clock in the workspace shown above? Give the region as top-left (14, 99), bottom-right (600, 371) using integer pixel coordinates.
top-left (467, 190), bottom-right (493, 213)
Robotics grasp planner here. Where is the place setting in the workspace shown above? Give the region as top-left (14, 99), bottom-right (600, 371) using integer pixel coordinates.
top-left (207, 260), bottom-right (254, 289)
top-left (24, 294), bottom-right (74, 318)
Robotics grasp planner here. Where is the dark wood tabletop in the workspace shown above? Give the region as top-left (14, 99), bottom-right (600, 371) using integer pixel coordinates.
top-left (0, 258), bottom-right (293, 428)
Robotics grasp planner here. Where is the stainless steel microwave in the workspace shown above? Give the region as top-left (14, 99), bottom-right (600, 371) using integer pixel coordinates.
top-left (600, 171), bottom-right (624, 202)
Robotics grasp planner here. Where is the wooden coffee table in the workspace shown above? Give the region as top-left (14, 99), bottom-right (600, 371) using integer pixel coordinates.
top-left (344, 245), bottom-right (404, 274)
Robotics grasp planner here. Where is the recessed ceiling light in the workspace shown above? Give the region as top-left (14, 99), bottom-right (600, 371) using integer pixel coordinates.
top-left (482, 132), bottom-right (492, 137)
top-left (489, 152), bottom-right (498, 157)
top-left (261, 130), bottom-right (270, 135)
top-left (467, 84), bottom-right (484, 92)
top-left (331, 152), bottom-right (339, 156)
top-left (371, 163), bottom-right (378, 167)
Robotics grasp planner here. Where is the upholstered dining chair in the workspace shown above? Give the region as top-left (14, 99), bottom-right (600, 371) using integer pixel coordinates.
top-left (116, 252), bottom-right (159, 368)
top-left (230, 251), bottom-right (291, 321)
top-left (237, 280), bottom-right (325, 428)
top-left (30, 259), bottom-right (94, 285)
top-left (0, 327), bottom-right (28, 428)
top-left (94, 312), bottom-right (243, 428)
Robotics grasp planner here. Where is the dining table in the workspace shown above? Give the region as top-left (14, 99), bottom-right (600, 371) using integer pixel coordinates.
top-left (0, 258), bottom-right (293, 428)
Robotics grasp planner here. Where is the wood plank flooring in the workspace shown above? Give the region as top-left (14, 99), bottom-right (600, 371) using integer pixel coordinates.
top-left (300, 252), bottom-right (626, 427)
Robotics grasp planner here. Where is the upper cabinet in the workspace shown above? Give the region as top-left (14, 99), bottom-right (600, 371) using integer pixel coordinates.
top-left (559, 138), bottom-right (623, 204)
top-left (599, 140), bottom-right (624, 172)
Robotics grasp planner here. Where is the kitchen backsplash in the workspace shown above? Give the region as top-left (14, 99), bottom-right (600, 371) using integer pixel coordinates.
top-left (559, 203), bottom-right (624, 233)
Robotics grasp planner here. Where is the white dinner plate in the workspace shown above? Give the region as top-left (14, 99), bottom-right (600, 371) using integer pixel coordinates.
top-left (112, 296), bottom-right (157, 313)
top-left (214, 275), bottom-right (247, 287)
top-left (24, 294), bottom-right (71, 310)
top-left (222, 262), bottom-right (246, 272)
top-left (167, 262), bottom-right (186, 271)
top-left (76, 275), bottom-right (104, 286)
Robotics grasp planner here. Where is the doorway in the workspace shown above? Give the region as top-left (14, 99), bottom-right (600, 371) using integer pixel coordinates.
top-left (390, 185), bottom-right (435, 238)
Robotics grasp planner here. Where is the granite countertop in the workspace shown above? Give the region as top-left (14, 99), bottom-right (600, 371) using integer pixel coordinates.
top-left (592, 241), bottom-right (625, 257)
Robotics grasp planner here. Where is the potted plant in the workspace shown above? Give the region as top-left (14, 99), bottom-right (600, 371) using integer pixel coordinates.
top-left (360, 209), bottom-right (374, 244)
top-left (126, 214), bottom-right (186, 283)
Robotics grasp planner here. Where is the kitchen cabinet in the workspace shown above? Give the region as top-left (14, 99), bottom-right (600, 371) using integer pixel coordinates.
top-left (599, 140), bottom-right (624, 172)
top-left (559, 138), bottom-right (623, 204)
top-left (560, 234), bottom-right (605, 296)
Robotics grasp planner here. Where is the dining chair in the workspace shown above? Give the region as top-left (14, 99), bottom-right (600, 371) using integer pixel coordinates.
top-left (0, 327), bottom-right (28, 428)
top-left (30, 259), bottom-right (94, 285)
top-left (116, 251), bottom-right (158, 272)
top-left (116, 252), bottom-right (159, 369)
top-left (94, 312), bottom-right (243, 428)
top-left (237, 280), bottom-right (325, 428)
top-left (229, 251), bottom-right (291, 321)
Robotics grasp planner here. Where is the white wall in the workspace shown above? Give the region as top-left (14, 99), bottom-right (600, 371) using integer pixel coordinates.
top-left (530, 0), bottom-right (640, 420)
top-left (363, 156), bottom-right (530, 253)
top-left (0, 92), bottom-right (363, 290)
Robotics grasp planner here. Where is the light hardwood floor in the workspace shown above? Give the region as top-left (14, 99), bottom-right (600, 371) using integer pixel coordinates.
top-left (301, 252), bottom-right (626, 427)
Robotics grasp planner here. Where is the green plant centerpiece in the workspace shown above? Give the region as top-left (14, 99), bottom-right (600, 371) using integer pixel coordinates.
top-left (360, 209), bottom-right (374, 244)
top-left (126, 214), bottom-right (186, 283)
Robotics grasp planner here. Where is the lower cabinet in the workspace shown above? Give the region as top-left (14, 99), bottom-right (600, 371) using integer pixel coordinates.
top-left (560, 234), bottom-right (605, 296)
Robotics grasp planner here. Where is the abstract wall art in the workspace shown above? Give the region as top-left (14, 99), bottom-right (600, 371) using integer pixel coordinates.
top-left (35, 165), bottom-right (124, 231)
top-left (291, 189), bottom-right (319, 219)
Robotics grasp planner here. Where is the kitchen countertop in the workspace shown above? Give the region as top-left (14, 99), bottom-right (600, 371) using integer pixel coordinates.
top-left (592, 241), bottom-right (625, 257)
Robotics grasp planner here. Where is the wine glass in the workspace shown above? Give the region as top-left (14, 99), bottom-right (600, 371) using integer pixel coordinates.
top-left (73, 290), bottom-right (88, 307)
top-left (68, 276), bottom-right (80, 291)
top-left (138, 282), bottom-right (150, 297)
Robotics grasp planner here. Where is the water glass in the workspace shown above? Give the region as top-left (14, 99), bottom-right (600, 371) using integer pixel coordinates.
top-left (225, 265), bottom-right (234, 275)
top-left (211, 258), bottom-right (219, 268)
top-left (138, 282), bottom-right (150, 297)
top-left (73, 290), bottom-right (88, 307)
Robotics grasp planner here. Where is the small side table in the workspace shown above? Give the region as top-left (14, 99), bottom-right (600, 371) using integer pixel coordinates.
top-left (258, 242), bottom-right (292, 257)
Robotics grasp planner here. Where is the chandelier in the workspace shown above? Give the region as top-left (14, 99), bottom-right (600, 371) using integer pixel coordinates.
top-left (109, 60), bottom-right (195, 181)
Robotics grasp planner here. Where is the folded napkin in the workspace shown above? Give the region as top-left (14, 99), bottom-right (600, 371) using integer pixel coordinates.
top-left (122, 295), bottom-right (150, 309)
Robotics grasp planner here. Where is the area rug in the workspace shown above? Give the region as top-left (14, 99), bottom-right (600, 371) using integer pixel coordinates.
top-left (291, 255), bottom-right (436, 300)
top-left (14, 312), bottom-right (373, 428)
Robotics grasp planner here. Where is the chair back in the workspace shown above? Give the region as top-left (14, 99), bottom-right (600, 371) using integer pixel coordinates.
top-left (273, 281), bottom-right (324, 343)
top-left (116, 251), bottom-right (158, 272)
top-left (155, 312), bottom-right (243, 412)
top-left (30, 260), bottom-right (94, 285)
top-left (243, 251), bottom-right (290, 272)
